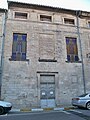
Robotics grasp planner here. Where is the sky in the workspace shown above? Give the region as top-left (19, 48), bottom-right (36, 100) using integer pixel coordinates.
top-left (0, 0), bottom-right (90, 12)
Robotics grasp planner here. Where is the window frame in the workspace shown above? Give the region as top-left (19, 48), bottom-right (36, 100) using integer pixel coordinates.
top-left (66, 37), bottom-right (79, 62)
top-left (14, 12), bottom-right (28, 19)
top-left (64, 18), bottom-right (75, 25)
top-left (88, 22), bottom-right (90, 28)
top-left (10, 33), bottom-right (27, 61)
top-left (40, 15), bottom-right (52, 22)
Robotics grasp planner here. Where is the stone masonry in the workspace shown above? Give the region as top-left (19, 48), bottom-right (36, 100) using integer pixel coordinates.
top-left (1, 1), bottom-right (90, 109)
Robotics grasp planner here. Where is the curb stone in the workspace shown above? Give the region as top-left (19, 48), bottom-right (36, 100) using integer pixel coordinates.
top-left (11, 106), bottom-right (74, 112)
top-left (11, 109), bottom-right (20, 112)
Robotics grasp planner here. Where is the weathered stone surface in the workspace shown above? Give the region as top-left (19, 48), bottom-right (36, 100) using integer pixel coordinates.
top-left (0, 4), bottom-right (90, 109)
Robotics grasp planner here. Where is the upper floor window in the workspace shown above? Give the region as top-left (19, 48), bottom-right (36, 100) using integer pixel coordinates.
top-left (40, 15), bottom-right (52, 22)
top-left (66, 37), bottom-right (79, 62)
top-left (64, 18), bottom-right (75, 25)
top-left (88, 22), bottom-right (90, 28)
top-left (11, 33), bottom-right (27, 61)
top-left (15, 12), bottom-right (28, 19)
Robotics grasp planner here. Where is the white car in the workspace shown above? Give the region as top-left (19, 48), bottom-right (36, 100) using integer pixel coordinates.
top-left (72, 93), bottom-right (90, 109)
top-left (0, 101), bottom-right (12, 115)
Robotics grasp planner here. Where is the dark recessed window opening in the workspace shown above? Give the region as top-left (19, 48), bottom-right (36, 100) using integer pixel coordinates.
top-left (15, 12), bottom-right (28, 19)
top-left (66, 37), bottom-right (79, 62)
top-left (88, 22), bottom-right (90, 28)
top-left (64, 18), bottom-right (75, 25)
top-left (40, 15), bottom-right (52, 22)
top-left (11, 33), bottom-right (27, 61)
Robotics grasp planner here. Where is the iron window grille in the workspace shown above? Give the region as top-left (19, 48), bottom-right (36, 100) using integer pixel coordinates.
top-left (88, 22), bottom-right (90, 28)
top-left (15, 12), bottom-right (28, 19)
top-left (64, 18), bottom-right (75, 25)
top-left (40, 15), bottom-right (52, 22)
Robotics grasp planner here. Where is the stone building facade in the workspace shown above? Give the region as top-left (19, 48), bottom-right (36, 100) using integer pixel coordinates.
top-left (1, 1), bottom-right (90, 109)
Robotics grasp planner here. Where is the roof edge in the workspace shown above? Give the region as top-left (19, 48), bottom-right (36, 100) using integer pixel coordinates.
top-left (0, 8), bottom-right (7, 12)
top-left (7, 0), bottom-right (90, 17)
top-left (7, 0), bottom-right (76, 12)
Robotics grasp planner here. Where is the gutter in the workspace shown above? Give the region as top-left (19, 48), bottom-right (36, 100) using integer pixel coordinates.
top-left (0, 10), bottom-right (7, 98)
top-left (76, 10), bottom-right (86, 94)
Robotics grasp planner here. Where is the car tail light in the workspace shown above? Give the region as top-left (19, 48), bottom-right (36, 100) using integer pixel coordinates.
top-left (76, 98), bottom-right (80, 100)
top-left (72, 98), bottom-right (80, 100)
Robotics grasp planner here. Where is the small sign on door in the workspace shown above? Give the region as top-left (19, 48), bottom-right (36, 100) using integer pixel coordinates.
top-left (50, 91), bottom-right (53, 95)
top-left (42, 92), bottom-right (45, 95)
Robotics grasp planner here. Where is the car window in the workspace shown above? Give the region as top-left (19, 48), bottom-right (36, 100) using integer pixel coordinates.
top-left (79, 93), bottom-right (88, 97)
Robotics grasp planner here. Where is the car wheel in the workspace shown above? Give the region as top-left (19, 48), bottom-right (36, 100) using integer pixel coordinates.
top-left (86, 102), bottom-right (90, 110)
top-left (0, 106), bottom-right (5, 115)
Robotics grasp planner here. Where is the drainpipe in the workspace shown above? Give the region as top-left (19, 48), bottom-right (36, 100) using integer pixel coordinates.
top-left (76, 10), bottom-right (86, 94)
top-left (0, 10), bottom-right (7, 99)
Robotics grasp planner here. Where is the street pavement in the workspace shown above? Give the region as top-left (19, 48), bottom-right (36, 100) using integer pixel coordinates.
top-left (0, 108), bottom-right (90, 120)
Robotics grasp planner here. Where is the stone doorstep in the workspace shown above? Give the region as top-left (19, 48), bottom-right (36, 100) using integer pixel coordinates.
top-left (11, 106), bottom-right (74, 112)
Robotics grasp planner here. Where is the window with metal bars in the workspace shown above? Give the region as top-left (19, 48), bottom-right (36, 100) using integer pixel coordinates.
top-left (15, 12), bottom-right (27, 19)
top-left (88, 22), bottom-right (90, 28)
top-left (11, 33), bottom-right (27, 61)
top-left (66, 37), bottom-right (79, 62)
top-left (40, 15), bottom-right (52, 22)
top-left (64, 18), bottom-right (75, 25)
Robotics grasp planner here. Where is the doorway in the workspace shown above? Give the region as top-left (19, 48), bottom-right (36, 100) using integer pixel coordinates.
top-left (40, 75), bottom-right (55, 108)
